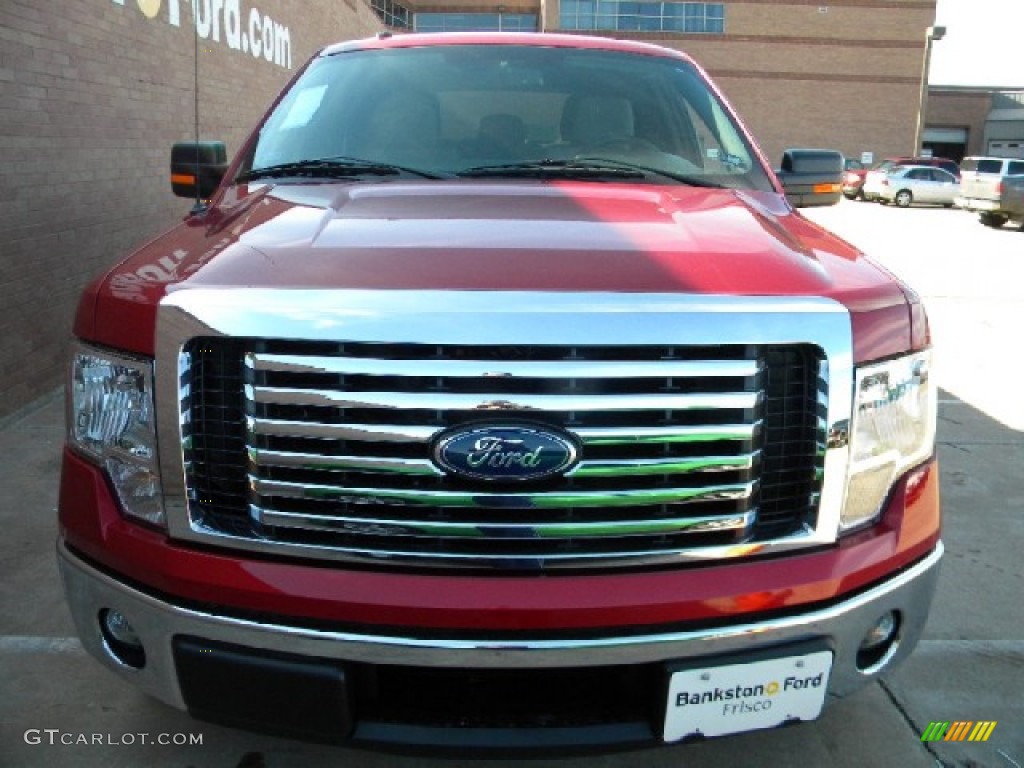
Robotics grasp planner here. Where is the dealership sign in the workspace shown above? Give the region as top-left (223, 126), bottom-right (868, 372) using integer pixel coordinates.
top-left (111, 0), bottom-right (293, 69)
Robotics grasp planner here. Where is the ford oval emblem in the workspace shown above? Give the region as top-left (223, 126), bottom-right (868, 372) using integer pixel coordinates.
top-left (434, 425), bottom-right (579, 482)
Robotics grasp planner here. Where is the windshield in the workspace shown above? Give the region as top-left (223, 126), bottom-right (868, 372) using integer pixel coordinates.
top-left (244, 44), bottom-right (774, 191)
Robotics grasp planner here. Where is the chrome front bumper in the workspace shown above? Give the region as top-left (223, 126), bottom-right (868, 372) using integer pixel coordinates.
top-left (59, 538), bottom-right (942, 716)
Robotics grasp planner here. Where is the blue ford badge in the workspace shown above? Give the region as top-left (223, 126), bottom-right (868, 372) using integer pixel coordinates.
top-left (434, 425), bottom-right (579, 482)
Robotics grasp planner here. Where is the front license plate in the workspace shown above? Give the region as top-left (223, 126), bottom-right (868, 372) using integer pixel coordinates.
top-left (663, 650), bottom-right (833, 741)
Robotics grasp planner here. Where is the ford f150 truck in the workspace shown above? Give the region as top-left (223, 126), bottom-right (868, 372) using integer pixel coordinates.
top-left (59, 32), bottom-right (940, 752)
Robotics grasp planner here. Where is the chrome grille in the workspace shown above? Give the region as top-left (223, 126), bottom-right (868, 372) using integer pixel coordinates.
top-left (183, 339), bottom-right (823, 570)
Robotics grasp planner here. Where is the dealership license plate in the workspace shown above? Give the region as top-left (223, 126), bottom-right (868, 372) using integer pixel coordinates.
top-left (663, 650), bottom-right (833, 741)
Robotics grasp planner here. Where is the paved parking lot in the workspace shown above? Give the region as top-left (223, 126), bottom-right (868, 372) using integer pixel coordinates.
top-left (1, 199), bottom-right (1022, 767)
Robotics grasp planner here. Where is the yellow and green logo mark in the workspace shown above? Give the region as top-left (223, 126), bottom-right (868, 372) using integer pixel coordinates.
top-left (921, 721), bottom-right (997, 742)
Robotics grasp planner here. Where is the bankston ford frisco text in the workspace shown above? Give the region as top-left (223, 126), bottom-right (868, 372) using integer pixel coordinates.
top-left (112, 0), bottom-right (292, 69)
top-left (675, 672), bottom-right (826, 716)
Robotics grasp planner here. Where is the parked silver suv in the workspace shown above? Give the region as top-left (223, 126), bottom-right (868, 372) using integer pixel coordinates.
top-left (955, 156), bottom-right (1024, 228)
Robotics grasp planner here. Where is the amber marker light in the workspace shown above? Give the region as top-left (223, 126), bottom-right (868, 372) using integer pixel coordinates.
top-left (813, 183), bottom-right (842, 194)
top-left (171, 173), bottom-right (196, 186)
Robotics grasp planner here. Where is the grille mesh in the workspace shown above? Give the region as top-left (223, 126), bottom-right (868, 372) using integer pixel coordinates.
top-left (182, 339), bottom-right (823, 570)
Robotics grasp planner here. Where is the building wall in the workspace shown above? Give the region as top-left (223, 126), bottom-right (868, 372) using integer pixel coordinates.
top-left (580, 0), bottom-right (937, 165)
top-left (926, 90), bottom-right (991, 157)
top-left (984, 93), bottom-right (1024, 156)
top-left (0, 0), bottom-right (381, 420)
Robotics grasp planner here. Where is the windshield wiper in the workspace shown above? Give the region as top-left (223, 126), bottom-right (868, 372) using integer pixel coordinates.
top-left (569, 156), bottom-right (727, 187)
top-left (457, 158), bottom-right (728, 187)
top-left (457, 160), bottom-right (646, 180)
top-left (236, 156), bottom-right (444, 183)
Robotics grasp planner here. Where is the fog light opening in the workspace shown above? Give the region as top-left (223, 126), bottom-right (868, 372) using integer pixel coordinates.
top-left (99, 609), bottom-right (146, 669)
top-left (856, 611), bottom-right (901, 674)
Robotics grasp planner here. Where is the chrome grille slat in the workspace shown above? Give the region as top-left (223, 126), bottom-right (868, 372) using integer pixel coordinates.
top-left (574, 423), bottom-right (760, 444)
top-left (251, 477), bottom-right (756, 508)
top-left (569, 452), bottom-right (759, 477)
top-left (256, 509), bottom-right (756, 538)
top-left (250, 352), bottom-right (763, 380)
top-left (247, 418), bottom-right (760, 445)
top-left (249, 449), bottom-right (443, 476)
top-left (250, 447), bottom-right (758, 477)
top-left (247, 418), bottom-right (439, 443)
top-left (250, 386), bottom-right (760, 413)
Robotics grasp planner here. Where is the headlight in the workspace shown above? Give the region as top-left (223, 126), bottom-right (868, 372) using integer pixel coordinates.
top-left (69, 343), bottom-right (164, 527)
top-left (841, 350), bottom-right (936, 531)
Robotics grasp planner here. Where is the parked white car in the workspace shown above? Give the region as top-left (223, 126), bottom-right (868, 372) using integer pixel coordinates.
top-left (868, 165), bottom-right (960, 208)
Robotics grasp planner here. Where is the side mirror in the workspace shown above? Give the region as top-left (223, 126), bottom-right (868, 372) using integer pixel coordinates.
top-left (776, 149), bottom-right (843, 208)
top-left (171, 141), bottom-right (228, 200)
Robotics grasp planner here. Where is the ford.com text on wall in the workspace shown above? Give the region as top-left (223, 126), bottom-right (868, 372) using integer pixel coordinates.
top-left (112, 0), bottom-right (293, 69)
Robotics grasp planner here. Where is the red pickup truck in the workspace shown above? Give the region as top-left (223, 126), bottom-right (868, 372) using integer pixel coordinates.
top-left (59, 32), bottom-right (940, 752)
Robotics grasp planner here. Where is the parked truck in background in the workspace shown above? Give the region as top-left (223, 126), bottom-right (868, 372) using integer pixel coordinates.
top-left (58, 32), bottom-right (941, 752)
top-left (1001, 174), bottom-right (1024, 226)
top-left (956, 155), bottom-right (1024, 228)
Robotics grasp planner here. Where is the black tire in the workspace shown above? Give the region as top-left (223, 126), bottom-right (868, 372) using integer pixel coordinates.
top-left (980, 212), bottom-right (1008, 228)
top-left (894, 190), bottom-right (913, 208)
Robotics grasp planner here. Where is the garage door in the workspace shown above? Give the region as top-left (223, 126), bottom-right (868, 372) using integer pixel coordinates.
top-left (987, 141), bottom-right (1024, 159)
top-left (924, 127), bottom-right (968, 143)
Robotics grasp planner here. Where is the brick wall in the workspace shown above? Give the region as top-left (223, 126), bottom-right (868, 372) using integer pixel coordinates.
top-left (927, 90), bottom-right (992, 157)
top-left (0, 0), bottom-right (380, 420)
top-left (612, 0), bottom-right (937, 165)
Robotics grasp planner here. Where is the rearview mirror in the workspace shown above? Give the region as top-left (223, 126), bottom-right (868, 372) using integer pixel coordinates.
top-left (171, 141), bottom-right (228, 200)
top-left (776, 149), bottom-right (843, 208)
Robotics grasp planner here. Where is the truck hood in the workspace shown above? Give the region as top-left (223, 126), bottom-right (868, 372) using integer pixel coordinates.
top-left (83, 180), bottom-right (912, 359)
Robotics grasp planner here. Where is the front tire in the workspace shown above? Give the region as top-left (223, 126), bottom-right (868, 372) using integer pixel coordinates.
top-left (980, 212), bottom-right (1008, 228)
top-left (895, 190), bottom-right (913, 208)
